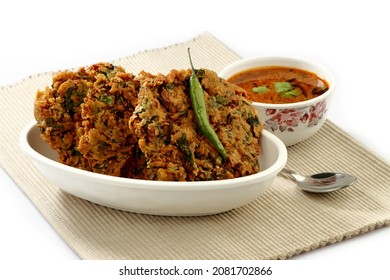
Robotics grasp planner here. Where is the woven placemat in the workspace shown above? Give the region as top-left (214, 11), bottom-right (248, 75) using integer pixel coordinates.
top-left (1, 32), bottom-right (389, 259)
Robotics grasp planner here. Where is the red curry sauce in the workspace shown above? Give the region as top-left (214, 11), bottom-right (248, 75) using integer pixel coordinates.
top-left (227, 66), bottom-right (329, 104)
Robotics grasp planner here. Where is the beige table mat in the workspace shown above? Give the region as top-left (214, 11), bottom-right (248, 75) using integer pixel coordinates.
top-left (1, 32), bottom-right (389, 259)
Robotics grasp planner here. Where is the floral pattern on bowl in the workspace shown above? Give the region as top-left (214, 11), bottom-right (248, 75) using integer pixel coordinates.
top-left (264, 100), bottom-right (327, 133)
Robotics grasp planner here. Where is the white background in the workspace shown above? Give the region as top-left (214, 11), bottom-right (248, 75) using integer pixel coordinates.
top-left (1, 0), bottom-right (389, 267)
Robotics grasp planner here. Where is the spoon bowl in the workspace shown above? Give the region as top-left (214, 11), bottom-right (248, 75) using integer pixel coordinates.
top-left (281, 168), bottom-right (357, 193)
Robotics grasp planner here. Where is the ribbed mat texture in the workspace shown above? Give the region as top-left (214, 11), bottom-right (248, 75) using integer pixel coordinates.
top-left (1, 32), bottom-right (389, 259)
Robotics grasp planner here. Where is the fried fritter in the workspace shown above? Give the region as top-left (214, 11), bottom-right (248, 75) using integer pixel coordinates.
top-left (34, 70), bottom-right (90, 169)
top-left (77, 63), bottom-right (140, 177)
top-left (34, 63), bottom-right (141, 177)
top-left (35, 63), bottom-right (262, 181)
top-left (129, 69), bottom-right (263, 181)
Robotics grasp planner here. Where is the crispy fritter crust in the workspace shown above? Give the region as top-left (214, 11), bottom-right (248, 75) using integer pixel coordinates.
top-left (34, 70), bottom-right (90, 169)
top-left (34, 63), bottom-right (141, 176)
top-left (77, 63), bottom-right (139, 176)
top-left (129, 69), bottom-right (263, 181)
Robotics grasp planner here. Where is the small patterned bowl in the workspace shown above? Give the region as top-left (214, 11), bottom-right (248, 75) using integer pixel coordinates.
top-left (219, 56), bottom-right (335, 146)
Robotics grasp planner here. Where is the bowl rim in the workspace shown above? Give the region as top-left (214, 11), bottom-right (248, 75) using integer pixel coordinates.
top-left (19, 121), bottom-right (287, 191)
top-left (219, 55), bottom-right (336, 109)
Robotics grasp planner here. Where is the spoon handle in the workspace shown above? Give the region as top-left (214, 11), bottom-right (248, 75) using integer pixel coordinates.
top-left (280, 168), bottom-right (305, 182)
top-left (281, 168), bottom-right (295, 175)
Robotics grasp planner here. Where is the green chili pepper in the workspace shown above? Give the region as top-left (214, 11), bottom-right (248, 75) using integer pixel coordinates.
top-left (187, 48), bottom-right (227, 162)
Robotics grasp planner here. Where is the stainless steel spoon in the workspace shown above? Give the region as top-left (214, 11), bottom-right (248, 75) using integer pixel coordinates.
top-left (281, 168), bottom-right (357, 193)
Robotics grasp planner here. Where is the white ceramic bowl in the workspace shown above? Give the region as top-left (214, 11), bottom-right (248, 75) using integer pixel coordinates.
top-left (20, 121), bottom-right (287, 216)
top-left (219, 56), bottom-right (335, 146)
